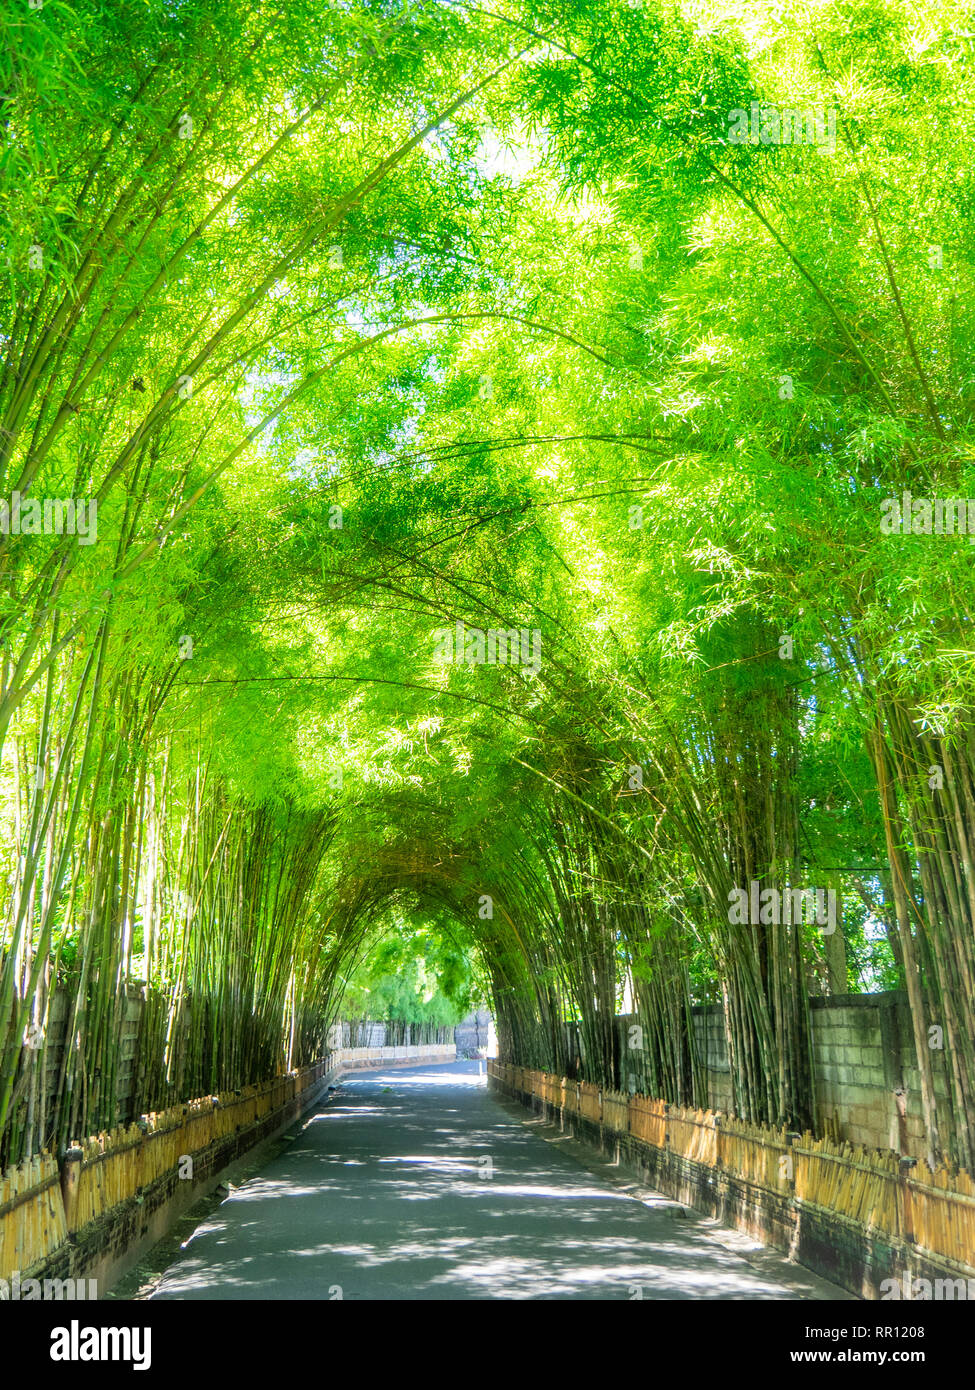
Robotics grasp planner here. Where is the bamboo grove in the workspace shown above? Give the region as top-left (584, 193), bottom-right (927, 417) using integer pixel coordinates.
top-left (1, 0), bottom-right (974, 1174)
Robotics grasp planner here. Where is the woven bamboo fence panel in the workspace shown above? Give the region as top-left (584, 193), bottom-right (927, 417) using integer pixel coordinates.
top-left (496, 1067), bottom-right (975, 1270)
top-left (560, 1077), bottom-right (579, 1114)
top-left (667, 1105), bottom-right (718, 1166)
top-left (628, 1094), bottom-right (667, 1147)
top-left (579, 1081), bottom-right (601, 1123)
top-left (0, 1059), bottom-right (327, 1276)
top-left (717, 1115), bottom-right (791, 1194)
top-left (0, 1154), bottom-right (67, 1279)
top-left (906, 1162), bottom-right (975, 1268)
top-left (601, 1091), bottom-right (629, 1133)
top-left (794, 1136), bottom-right (901, 1236)
top-left (72, 1075), bottom-right (300, 1230)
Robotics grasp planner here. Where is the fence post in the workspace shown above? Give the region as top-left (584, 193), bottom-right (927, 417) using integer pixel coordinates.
top-left (899, 1157), bottom-right (916, 1244)
top-left (59, 1147), bottom-right (83, 1234)
top-left (785, 1131), bottom-right (801, 1193)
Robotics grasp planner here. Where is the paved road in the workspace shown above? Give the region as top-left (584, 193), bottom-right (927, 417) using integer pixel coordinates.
top-left (149, 1062), bottom-right (848, 1300)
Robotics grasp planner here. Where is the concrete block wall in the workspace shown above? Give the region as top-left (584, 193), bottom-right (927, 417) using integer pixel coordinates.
top-left (336, 1021), bottom-right (388, 1049)
top-left (692, 1008), bottom-right (735, 1112)
top-left (810, 998), bottom-right (893, 1149)
top-left (685, 992), bottom-right (951, 1159)
top-left (809, 994), bottom-right (952, 1157)
top-left (115, 992), bottom-right (143, 1116)
top-left (24, 985), bottom-right (152, 1131)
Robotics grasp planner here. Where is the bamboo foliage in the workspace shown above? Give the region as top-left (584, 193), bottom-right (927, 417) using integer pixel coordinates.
top-left (6, 0), bottom-right (975, 1191)
top-left (0, 677), bottom-right (362, 1165)
top-left (0, 0), bottom-right (519, 1169)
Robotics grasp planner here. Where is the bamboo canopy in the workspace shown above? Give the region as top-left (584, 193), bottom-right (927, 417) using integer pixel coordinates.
top-left (2, 0), bottom-right (975, 1205)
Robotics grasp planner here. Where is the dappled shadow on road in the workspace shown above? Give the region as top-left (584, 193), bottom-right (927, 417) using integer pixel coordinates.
top-left (150, 1062), bottom-right (825, 1301)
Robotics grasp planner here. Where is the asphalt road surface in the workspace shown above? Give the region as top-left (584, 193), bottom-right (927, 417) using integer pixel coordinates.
top-left (149, 1061), bottom-right (850, 1301)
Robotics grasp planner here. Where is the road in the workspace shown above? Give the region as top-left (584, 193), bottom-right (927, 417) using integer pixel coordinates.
top-left (148, 1061), bottom-right (850, 1300)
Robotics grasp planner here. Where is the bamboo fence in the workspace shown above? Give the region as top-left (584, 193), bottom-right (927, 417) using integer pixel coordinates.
top-left (0, 1058), bottom-right (329, 1281)
top-left (794, 1135), bottom-right (902, 1235)
top-left (628, 1093), bottom-right (668, 1147)
top-left (601, 1090), bottom-right (629, 1133)
top-left (488, 1062), bottom-right (975, 1272)
top-left (73, 1076), bottom-right (291, 1231)
top-left (0, 1154), bottom-right (67, 1280)
top-left (717, 1114), bottom-right (792, 1195)
top-left (579, 1081), bottom-right (601, 1123)
top-left (667, 1104), bottom-right (719, 1167)
top-left (905, 1162), bottom-right (975, 1268)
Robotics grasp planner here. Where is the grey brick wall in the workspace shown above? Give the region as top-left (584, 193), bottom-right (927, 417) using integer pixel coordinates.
top-left (689, 991), bottom-right (946, 1158)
